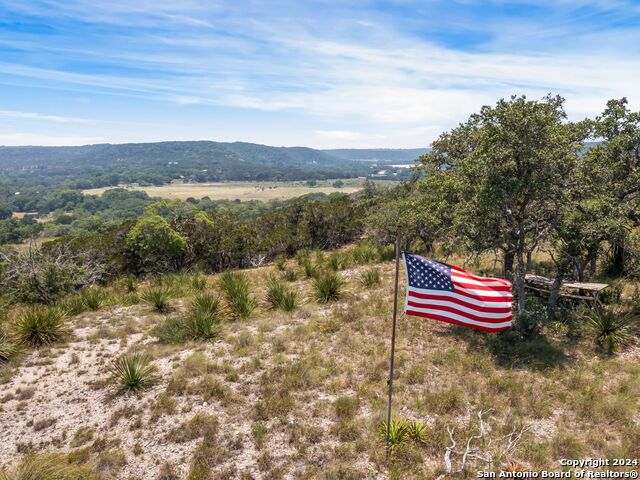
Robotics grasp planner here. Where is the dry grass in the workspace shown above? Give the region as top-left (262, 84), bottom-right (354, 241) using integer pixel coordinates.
top-left (0, 247), bottom-right (638, 478)
top-left (82, 179), bottom-right (365, 201)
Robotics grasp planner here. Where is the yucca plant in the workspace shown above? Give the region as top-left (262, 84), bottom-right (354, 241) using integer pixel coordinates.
top-left (81, 286), bottom-right (108, 311)
top-left (406, 420), bottom-right (428, 444)
top-left (378, 244), bottom-right (396, 262)
top-left (58, 294), bottom-right (87, 316)
top-left (275, 255), bottom-right (287, 271)
top-left (282, 268), bottom-right (298, 282)
top-left (295, 249), bottom-right (311, 266)
top-left (265, 278), bottom-right (286, 309)
top-left (379, 418), bottom-right (408, 452)
top-left (328, 252), bottom-right (352, 271)
top-left (265, 278), bottom-right (298, 311)
top-left (14, 306), bottom-right (69, 347)
top-left (312, 272), bottom-right (344, 303)
top-left (280, 290), bottom-right (298, 312)
top-left (353, 244), bottom-right (379, 265)
top-left (300, 257), bottom-right (318, 279)
top-left (585, 309), bottom-right (634, 354)
top-left (142, 287), bottom-right (171, 312)
top-left (191, 275), bottom-right (207, 291)
top-left (0, 330), bottom-right (17, 362)
top-left (219, 271), bottom-right (255, 319)
top-left (184, 292), bottom-right (222, 340)
top-left (0, 453), bottom-right (98, 480)
top-left (360, 268), bottom-right (381, 287)
top-left (110, 352), bottom-right (158, 394)
top-left (124, 275), bottom-right (138, 293)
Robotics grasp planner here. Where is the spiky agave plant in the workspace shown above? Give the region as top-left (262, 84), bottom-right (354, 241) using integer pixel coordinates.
top-left (359, 268), bottom-right (381, 287)
top-left (110, 352), bottom-right (158, 394)
top-left (80, 286), bottom-right (108, 311)
top-left (265, 278), bottom-right (297, 311)
top-left (406, 420), bottom-right (428, 444)
top-left (585, 309), bottom-right (634, 354)
top-left (14, 306), bottom-right (69, 347)
top-left (312, 272), bottom-right (344, 303)
top-left (219, 271), bottom-right (255, 319)
top-left (379, 418), bottom-right (408, 452)
top-left (142, 287), bottom-right (171, 312)
top-left (184, 292), bottom-right (222, 340)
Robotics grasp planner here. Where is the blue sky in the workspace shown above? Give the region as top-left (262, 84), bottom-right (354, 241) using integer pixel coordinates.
top-left (0, 0), bottom-right (639, 148)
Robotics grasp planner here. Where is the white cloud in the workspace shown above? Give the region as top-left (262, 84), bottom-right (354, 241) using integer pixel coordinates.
top-left (0, 110), bottom-right (88, 123)
top-left (0, 0), bottom-right (638, 147)
top-left (0, 132), bottom-right (105, 146)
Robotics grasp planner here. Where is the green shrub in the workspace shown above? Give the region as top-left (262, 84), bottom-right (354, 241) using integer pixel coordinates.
top-left (14, 306), bottom-right (69, 347)
top-left (184, 293), bottom-right (223, 340)
top-left (219, 271), bottom-right (255, 319)
top-left (0, 453), bottom-right (99, 480)
top-left (378, 244), bottom-right (396, 262)
top-left (265, 278), bottom-right (298, 312)
top-left (252, 421), bottom-right (268, 449)
top-left (600, 282), bottom-right (623, 305)
top-left (359, 268), bottom-right (381, 287)
top-left (312, 272), bottom-right (344, 303)
top-left (152, 317), bottom-right (188, 344)
top-left (110, 352), bottom-right (158, 394)
top-left (142, 287), bottom-right (171, 312)
top-left (334, 396), bottom-right (358, 420)
top-left (515, 296), bottom-right (548, 338)
top-left (584, 310), bottom-right (634, 354)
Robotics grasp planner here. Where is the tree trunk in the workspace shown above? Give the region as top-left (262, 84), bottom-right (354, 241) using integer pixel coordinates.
top-left (548, 272), bottom-right (564, 310)
top-left (526, 250), bottom-right (533, 271)
top-left (549, 256), bottom-right (571, 310)
top-left (589, 249), bottom-right (597, 278)
top-left (503, 249), bottom-right (515, 279)
top-left (611, 237), bottom-right (626, 275)
top-left (515, 247), bottom-right (526, 316)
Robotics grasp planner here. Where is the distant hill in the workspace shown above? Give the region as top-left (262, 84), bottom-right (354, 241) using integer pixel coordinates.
top-left (322, 148), bottom-right (429, 163)
top-left (0, 141), bottom-right (429, 200)
top-left (0, 141), bottom-right (366, 194)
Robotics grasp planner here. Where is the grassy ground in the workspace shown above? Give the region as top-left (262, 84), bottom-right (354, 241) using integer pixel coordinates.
top-left (82, 179), bottom-right (380, 202)
top-left (0, 247), bottom-right (638, 479)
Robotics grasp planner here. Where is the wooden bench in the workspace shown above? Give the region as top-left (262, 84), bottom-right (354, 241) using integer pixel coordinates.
top-left (524, 274), bottom-right (608, 306)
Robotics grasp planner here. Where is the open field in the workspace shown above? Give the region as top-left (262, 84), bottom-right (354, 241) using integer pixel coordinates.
top-left (1, 246), bottom-right (638, 479)
top-left (83, 179), bottom-right (380, 202)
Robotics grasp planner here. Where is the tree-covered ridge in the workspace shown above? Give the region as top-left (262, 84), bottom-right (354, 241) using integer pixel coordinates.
top-left (0, 141), bottom-right (400, 198)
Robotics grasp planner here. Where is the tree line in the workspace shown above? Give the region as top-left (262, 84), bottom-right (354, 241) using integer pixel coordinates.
top-left (1, 95), bottom-right (639, 329)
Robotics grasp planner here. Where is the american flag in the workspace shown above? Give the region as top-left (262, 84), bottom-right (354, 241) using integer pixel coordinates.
top-left (403, 253), bottom-right (513, 332)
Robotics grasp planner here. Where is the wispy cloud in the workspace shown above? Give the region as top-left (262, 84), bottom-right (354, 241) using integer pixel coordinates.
top-left (0, 0), bottom-right (638, 147)
top-left (0, 109), bottom-right (88, 123)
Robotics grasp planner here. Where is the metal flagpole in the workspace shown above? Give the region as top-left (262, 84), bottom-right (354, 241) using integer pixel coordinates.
top-left (385, 229), bottom-right (402, 447)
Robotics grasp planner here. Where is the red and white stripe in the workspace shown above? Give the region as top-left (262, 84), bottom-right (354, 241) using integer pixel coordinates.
top-left (404, 259), bottom-right (513, 333)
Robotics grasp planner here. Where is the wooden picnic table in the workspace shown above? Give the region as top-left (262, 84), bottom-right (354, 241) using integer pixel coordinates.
top-left (524, 274), bottom-right (609, 305)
